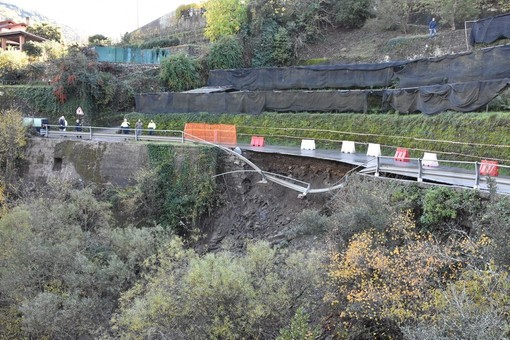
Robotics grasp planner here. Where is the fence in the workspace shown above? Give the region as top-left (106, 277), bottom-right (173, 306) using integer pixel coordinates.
top-left (93, 46), bottom-right (170, 64)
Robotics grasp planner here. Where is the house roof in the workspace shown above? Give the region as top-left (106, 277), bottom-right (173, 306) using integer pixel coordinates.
top-left (0, 30), bottom-right (46, 43)
top-left (0, 20), bottom-right (27, 30)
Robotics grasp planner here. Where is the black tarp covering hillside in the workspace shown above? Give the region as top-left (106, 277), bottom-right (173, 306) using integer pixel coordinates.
top-left (385, 78), bottom-right (510, 114)
top-left (469, 13), bottom-right (510, 46)
top-left (135, 90), bottom-right (369, 114)
top-left (135, 79), bottom-right (509, 115)
top-left (395, 45), bottom-right (510, 87)
top-left (207, 45), bottom-right (510, 90)
top-left (207, 62), bottom-right (405, 90)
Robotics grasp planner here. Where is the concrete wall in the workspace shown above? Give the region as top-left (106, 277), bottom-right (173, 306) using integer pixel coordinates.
top-left (23, 138), bottom-right (150, 187)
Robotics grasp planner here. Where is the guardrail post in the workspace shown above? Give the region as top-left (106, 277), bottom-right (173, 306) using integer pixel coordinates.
top-left (375, 156), bottom-right (380, 177)
top-left (181, 131), bottom-right (184, 143)
top-left (417, 158), bottom-right (423, 182)
top-left (474, 161), bottom-right (480, 189)
top-left (89, 126), bottom-right (93, 140)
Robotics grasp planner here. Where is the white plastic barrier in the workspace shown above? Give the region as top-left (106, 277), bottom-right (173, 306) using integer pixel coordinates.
top-left (301, 139), bottom-right (316, 150)
top-left (366, 143), bottom-right (381, 157)
top-left (341, 141), bottom-right (356, 154)
top-left (422, 152), bottom-right (439, 167)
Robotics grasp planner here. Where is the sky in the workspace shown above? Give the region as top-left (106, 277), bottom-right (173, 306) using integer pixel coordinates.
top-left (9, 0), bottom-right (197, 40)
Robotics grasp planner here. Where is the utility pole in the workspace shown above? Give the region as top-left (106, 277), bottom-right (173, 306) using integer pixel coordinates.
top-left (136, 0), bottom-right (139, 29)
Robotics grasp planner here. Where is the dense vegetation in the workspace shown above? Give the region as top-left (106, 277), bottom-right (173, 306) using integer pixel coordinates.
top-left (2, 113), bottom-right (510, 338)
top-left (1, 0), bottom-right (510, 338)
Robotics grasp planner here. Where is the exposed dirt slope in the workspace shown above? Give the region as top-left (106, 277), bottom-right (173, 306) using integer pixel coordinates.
top-left (198, 152), bottom-right (354, 253)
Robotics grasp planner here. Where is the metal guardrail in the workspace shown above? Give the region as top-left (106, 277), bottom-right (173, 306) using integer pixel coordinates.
top-left (40, 125), bottom-right (185, 143)
top-left (367, 155), bottom-right (510, 193)
top-left (35, 124), bottom-right (510, 195)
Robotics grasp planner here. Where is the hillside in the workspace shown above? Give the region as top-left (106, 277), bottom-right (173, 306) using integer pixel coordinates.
top-left (298, 20), bottom-right (471, 64)
top-left (0, 1), bottom-right (83, 42)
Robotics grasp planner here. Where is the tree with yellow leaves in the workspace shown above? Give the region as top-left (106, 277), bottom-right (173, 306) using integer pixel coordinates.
top-left (326, 210), bottom-right (486, 335)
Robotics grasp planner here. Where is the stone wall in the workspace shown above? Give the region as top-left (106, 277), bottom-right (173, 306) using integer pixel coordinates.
top-left (23, 138), bottom-right (149, 187)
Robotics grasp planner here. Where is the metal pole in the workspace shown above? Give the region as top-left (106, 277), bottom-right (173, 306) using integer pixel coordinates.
top-left (474, 161), bottom-right (480, 189)
top-left (417, 159), bottom-right (423, 182)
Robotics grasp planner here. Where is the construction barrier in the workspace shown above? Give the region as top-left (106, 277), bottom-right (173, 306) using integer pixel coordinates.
top-left (422, 152), bottom-right (439, 167)
top-left (184, 123), bottom-right (237, 144)
top-left (301, 139), bottom-right (316, 150)
top-left (480, 160), bottom-right (499, 176)
top-left (341, 141), bottom-right (356, 154)
top-left (394, 147), bottom-right (410, 162)
top-left (250, 136), bottom-right (265, 147)
top-left (367, 143), bottom-right (381, 157)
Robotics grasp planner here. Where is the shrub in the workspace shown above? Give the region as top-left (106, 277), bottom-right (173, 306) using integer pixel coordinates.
top-left (419, 186), bottom-right (481, 233)
top-left (206, 35), bottom-right (244, 70)
top-left (0, 49), bottom-right (29, 77)
top-left (285, 209), bottom-right (331, 239)
top-left (272, 27), bottom-right (294, 66)
top-left (160, 53), bottom-right (203, 91)
top-left (333, 0), bottom-right (375, 29)
top-left (139, 36), bottom-right (180, 49)
top-left (112, 239), bottom-right (325, 339)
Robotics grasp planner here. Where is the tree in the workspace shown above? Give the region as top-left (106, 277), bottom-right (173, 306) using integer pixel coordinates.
top-left (26, 22), bottom-right (63, 43)
top-left (0, 185), bottom-right (171, 338)
top-left (333, 0), bottom-right (375, 29)
top-left (204, 0), bottom-right (249, 41)
top-left (159, 53), bottom-right (203, 91)
top-left (88, 34), bottom-right (111, 46)
top-left (374, 0), bottom-right (425, 33)
top-left (326, 211), bottom-right (484, 328)
top-left (0, 49), bottom-right (29, 77)
top-left (0, 110), bottom-right (26, 186)
top-left (206, 35), bottom-right (245, 69)
top-left (112, 239), bottom-right (325, 339)
top-left (424, 0), bottom-right (482, 30)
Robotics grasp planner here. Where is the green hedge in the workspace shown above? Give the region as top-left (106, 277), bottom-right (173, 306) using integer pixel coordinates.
top-left (0, 85), bottom-right (87, 123)
top-left (125, 111), bottom-right (510, 164)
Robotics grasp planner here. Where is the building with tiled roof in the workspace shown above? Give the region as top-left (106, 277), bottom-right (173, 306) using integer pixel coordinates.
top-left (0, 18), bottom-right (46, 51)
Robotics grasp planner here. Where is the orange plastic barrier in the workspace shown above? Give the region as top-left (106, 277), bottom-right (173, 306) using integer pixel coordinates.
top-left (394, 147), bottom-right (410, 162)
top-left (480, 160), bottom-right (499, 177)
top-left (250, 136), bottom-right (265, 147)
top-left (184, 123), bottom-right (237, 145)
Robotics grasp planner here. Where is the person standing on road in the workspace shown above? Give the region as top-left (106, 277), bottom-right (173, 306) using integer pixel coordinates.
top-left (147, 120), bottom-right (156, 135)
top-left (59, 115), bottom-right (67, 132)
top-left (429, 17), bottom-right (437, 38)
top-left (135, 119), bottom-right (143, 141)
top-left (121, 118), bottom-right (130, 134)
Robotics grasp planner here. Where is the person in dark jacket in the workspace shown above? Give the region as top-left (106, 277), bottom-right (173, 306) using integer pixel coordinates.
top-left (429, 18), bottom-right (437, 38)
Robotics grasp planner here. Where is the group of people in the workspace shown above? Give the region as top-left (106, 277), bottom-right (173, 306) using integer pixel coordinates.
top-left (120, 118), bottom-right (157, 141)
top-left (58, 116), bottom-right (82, 132)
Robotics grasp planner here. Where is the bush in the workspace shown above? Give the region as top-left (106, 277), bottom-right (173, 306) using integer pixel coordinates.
top-left (139, 36), bottom-right (180, 49)
top-left (160, 53), bottom-right (203, 91)
top-left (206, 35), bottom-right (244, 70)
top-left (333, 0), bottom-right (374, 29)
top-left (0, 49), bottom-right (29, 77)
top-left (112, 239), bottom-right (325, 339)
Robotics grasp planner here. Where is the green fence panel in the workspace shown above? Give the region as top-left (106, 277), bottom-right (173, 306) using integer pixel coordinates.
top-left (94, 46), bottom-right (170, 64)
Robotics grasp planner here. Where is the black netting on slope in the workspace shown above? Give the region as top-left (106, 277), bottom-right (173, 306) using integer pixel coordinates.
top-left (135, 79), bottom-right (509, 115)
top-left (395, 45), bottom-right (510, 88)
top-left (469, 13), bottom-right (510, 46)
top-left (206, 45), bottom-right (510, 90)
top-left (207, 62), bottom-right (405, 90)
top-left (385, 78), bottom-right (510, 115)
top-left (135, 91), bottom-right (369, 114)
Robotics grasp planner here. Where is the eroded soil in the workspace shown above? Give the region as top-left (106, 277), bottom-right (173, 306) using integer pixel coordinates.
top-left (198, 151), bottom-right (354, 252)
